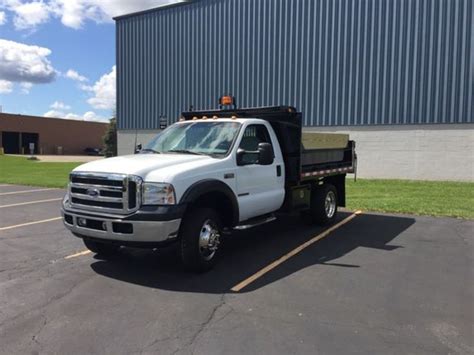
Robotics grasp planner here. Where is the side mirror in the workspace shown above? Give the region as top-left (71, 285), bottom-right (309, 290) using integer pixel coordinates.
top-left (258, 143), bottom-right (274, 165)
top-left (237, 144), bottom-right (274, 166)
top-left (236, 148), bottom-right (247, 166)
top-left (135, 144), bottom-right (142, 154)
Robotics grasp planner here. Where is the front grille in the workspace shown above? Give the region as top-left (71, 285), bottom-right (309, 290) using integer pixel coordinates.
top-left (69, 173), bottom-right (142, 214)
top-left (71, 197), bottom-right (123, 209)
top-left (71, 176), bottom-right (124, 186)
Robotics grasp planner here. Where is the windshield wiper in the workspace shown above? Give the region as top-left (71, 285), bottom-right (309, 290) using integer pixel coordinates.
top-left (167, 149), bottom-right (206, 156)
top-left (140, 148), bottom-right (161, 154)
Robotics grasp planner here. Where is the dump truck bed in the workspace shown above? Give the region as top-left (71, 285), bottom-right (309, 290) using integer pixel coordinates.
top-left (301, 140), bottom-right (356, 180)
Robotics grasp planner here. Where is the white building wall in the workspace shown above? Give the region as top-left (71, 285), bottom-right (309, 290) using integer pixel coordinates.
top-left (117, 130), bottom-right (161, 156)
top-left (118, 124), bottom-right (474, 182)
top-left (310, 124), bottom-right (473, 182)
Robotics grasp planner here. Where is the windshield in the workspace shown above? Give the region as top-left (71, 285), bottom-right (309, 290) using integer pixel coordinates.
top-left (143, 121), bottom-right (241, 156)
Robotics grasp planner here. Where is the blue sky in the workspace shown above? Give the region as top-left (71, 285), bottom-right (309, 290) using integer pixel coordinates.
top-left (0, 0), bottom-right (178, 121)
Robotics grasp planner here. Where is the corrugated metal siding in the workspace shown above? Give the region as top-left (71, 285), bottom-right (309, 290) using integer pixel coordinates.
top-left (116, 0), bottom-right (473, 130)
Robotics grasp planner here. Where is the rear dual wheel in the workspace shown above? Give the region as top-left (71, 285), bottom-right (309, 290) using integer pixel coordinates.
top-left (302, 184), bottom-right (338, 226)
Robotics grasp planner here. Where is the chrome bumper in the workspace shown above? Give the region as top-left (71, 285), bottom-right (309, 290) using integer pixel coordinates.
top-left (61, 209), bottom-right (181, 243)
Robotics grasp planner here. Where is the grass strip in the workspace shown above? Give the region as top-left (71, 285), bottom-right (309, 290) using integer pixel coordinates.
top-left (1, 156), bottom-right (472, 219)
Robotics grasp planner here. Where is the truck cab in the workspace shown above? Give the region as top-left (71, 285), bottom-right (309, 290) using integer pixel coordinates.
top-left (62, 106), bottom-right (356, 272)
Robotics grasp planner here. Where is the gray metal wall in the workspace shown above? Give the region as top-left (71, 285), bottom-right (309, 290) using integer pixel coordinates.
top-left (116, 0), bottom-right (473, 130)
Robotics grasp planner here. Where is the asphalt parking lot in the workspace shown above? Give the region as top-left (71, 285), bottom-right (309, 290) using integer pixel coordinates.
top-left (0, 185), bottom-right (472, 355)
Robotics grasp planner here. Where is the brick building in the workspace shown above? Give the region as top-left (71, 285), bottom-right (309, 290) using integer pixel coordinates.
top-left (0, 113), bottom-right (108, 155)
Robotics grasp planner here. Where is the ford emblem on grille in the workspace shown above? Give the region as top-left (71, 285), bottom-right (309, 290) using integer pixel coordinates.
top-left (86, 188), bottom-right (100, 198)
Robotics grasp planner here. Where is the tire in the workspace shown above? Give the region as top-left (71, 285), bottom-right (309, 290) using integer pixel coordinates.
top-left (83, 238), bottom-right (119, 257)
top-left (179, 208), bottom-right (222, 272)
top-left (302, 184), bottom-right (338, 226)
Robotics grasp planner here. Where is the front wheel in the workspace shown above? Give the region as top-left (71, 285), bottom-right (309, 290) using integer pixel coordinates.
top-left (301, 184), bottom-right (338, 226)
top-left (179, 208), bottom-right (222, 272)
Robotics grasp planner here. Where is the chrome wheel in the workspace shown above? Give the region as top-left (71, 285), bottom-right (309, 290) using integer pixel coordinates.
top-left (198, 219), bottom-right (220, 261)
top-left (325, 190), bottom-right (337, 219)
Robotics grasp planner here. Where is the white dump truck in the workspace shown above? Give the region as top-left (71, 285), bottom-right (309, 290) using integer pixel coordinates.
top-left (62, 104), bottom-right (356, 271)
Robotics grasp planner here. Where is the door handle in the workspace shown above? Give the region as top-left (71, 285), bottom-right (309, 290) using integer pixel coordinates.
top-left (276, 165), bottom-right (282, 177)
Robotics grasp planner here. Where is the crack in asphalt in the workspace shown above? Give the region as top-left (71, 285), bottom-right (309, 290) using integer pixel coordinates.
top-left (188, 294), bottom-right (228, 355)
top-left (137, 334), bottom-right (180, 355)
top-left (0, 267), bottom-right (92, 330)
top-left (136, 294), bottom-right (233, 355)
top-left (166, 294), bottom-right (228, 355)
top-left (30, 314), bottom-right (48, 351)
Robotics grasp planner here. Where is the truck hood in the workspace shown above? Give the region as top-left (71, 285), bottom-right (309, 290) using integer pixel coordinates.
top-left (73, 154), bottom-right (213, 178)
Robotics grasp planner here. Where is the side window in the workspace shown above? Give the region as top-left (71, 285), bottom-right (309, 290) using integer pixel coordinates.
top-left (238, 125), bottom-right (273, 165)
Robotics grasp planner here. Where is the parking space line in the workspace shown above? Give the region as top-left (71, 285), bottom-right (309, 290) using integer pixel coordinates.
top-left (0, 217), bottom-right (62, 231)
top-left (65, 250), bottom-right (91, 259)
top-left (231, 211), bottom-right (363, 292)
top-left (0, 188), bottom-right (57, 196)
top-left (0, 198), bottom-right (62, 209)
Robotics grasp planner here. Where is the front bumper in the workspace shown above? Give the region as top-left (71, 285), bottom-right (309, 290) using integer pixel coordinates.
top-left (61, 203), bottom-right (184, 245)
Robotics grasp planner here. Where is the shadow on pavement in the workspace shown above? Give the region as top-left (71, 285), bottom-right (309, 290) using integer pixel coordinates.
top-left (90, 212), bottom-right (415, 293)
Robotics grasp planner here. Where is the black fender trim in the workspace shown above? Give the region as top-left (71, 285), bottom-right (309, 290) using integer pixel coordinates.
top-left (180, 179), bottom-right (240, 226)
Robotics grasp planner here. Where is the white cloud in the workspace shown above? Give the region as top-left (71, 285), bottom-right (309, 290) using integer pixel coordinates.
top-left (10, 1), bottom-right (50, 30)
top-left (1, 0), bottom-right (182, 30)
top-left (43, 109), bottom-right (64, 118)
top-left (0, 79), bottom-right (13, 93)
top-left (0, 11), bottom-right (6, 25)
top-left (44, 109), bottom-right (109, 122)
top-left (52, 0), bottom-right (180, 28)
top-left (65, 69), bottom-right (87, 82)
top-left (50, 101), bottom-right (70, 110)
top-left (20, 82), bottom-right (32, 94)
top-left (0, 39), bottom-right (56, 85)
top-left (79, 111), bottom-right (107, 122)
top-left (50, 0), bottom-right (85, 29)
top-left (83, 65), bottom-right (115, 110)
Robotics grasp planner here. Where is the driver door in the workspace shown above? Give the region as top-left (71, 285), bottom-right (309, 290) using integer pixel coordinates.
top-left (235, 124), bottom-right (285, 221)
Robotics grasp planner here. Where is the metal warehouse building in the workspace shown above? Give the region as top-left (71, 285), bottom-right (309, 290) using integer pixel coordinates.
top-left (115, 0), bottom-right (473, 181)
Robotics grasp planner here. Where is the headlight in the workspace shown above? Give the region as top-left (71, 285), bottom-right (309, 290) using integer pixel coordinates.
top-left (142, 183), bottom-right (176, 205)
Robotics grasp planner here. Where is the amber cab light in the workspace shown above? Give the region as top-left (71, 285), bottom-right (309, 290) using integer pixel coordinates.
top-left (219, 95), bottom-right (234, 106)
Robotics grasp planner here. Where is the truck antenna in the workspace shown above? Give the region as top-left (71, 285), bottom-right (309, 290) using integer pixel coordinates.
top-left (133, 126), bottom-right (139, 154)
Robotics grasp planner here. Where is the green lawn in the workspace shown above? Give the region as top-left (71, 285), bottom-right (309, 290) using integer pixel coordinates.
top-left (0, 155), bottom-right (472, 219)
top-left (0, 155), bottom-right (81, 188)
top-left (346, 179), bottom-right (473, 219)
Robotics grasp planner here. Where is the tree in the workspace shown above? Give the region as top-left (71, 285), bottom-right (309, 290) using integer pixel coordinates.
top-left (103, 117), bottom-right (117, 157)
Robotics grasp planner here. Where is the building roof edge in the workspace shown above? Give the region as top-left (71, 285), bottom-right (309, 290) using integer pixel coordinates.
top-left (113, 1), bottom-right (195, 21)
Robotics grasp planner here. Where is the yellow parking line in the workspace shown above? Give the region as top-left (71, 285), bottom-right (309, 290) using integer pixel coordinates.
top-left (231, 211), bottom-right (363, 292)
top-left (0, 217), bottom-right (62, 231)
top-left (0, 188), bottom-right (57, 196)
top-left (65, 250), bottom-right (91, 259)
top-left (0, 198), bottom-right (62, 209)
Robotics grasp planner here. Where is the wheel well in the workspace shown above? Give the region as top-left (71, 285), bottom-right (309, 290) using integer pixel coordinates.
top-left (323, 174), bottom-right (346, 207)
top-left (187, 191), bottom-right (236, 228)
